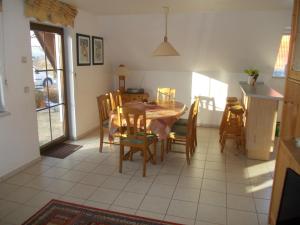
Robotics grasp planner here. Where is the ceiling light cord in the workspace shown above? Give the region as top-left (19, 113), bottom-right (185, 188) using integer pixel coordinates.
top-left (163, 6), bottom-right (169, 41)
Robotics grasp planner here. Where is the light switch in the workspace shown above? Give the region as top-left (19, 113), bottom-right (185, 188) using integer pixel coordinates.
top-left (21, 56), bottom-right (27, 63)
top-left (24, 86), bottom-right (30, 93)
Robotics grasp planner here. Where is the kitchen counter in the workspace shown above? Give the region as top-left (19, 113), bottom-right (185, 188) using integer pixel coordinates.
top-left (239, 82), bottom-right (283, 100)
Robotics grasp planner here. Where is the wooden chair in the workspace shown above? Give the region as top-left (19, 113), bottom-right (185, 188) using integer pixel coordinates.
top-left (220, 105), bottom-right (245, 153)
top-left (157, 88), bottom-right (176, 102)
top-left (97, 94), bottom-right (112, 152)
top-left (172, 96), bottom-right (200, 153)
top-left (166, 100), bottom-right (197, 164)
top-left (119, 106), bottom-right (158, 177)
top-left (110, 90), bottom-right (123, 111)
top-left (219, 97), bottom-right (240, 142)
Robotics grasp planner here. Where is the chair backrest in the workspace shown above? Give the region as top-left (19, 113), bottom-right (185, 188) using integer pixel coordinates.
top-left (157, 88), bottom-right (176, 102)
top-left (186, 100), bottom-right (197, 137)
top-left (120, 106), bottom-right (147, 138)
top-left (97, 94), bottom-right (111, 124)
top-left (110, 90), bottom-right (123, 111)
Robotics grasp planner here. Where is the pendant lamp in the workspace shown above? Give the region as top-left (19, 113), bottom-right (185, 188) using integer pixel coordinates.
top-left (153, 7), bottom-right (179, 56)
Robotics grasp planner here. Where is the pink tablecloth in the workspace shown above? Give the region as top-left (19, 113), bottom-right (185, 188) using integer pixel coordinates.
top-left (109, 101), bottom-right (187, 141)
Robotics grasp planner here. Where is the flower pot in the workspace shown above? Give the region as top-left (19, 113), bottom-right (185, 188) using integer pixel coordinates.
top-left (248, 76), bottom-right (256, 86)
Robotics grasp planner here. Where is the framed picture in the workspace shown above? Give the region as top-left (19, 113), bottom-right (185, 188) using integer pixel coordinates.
top-left (76, 33), bottom-right (90, 66)
top-left (92, 36), bottom-right (104, 65)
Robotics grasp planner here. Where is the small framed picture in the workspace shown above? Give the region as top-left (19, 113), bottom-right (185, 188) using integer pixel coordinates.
top-left (76, 33), bottom-right (90, 66)
top-left (92, 36), bottom-right (104, 65)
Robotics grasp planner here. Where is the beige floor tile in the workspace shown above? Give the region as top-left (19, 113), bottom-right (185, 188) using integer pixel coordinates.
top-left (188, 160), bottom-right (206, 169)
top-left (109, 205), bottom-right (136, 215)
top-left (204, 170), bottom-right (226, 181)
top-left (0, 183), bottom-right (20, 199)
top-left (42, 167), bottom-right (69, 178)
top-left (164, 215), bottom-right (195, 225)
top-left (88, 187), bottom-right (120, 204)
top-left (66, 183), bottom-right (97, 200)
top-left (54, 159), bottom-right (80, 169)
top-left (23, 163), bottom-right (51, 175)
top-left (0, 200), bottom-right (20, 219)
top-left (114, 192), bottom-right (145, 209)
top-left (84, 200), bottom-right (110, 209)
top-left (25, 176), bottom-right (56, 190)
top-left (173, 186), bottom-right (200, 202)
top-left (195, 220), bottom-right (222, 225)
top-left (2, 205), bottom-right (39, 225)
top-left (200, 190), bottom-right (226, 207)
top-left (197, 204), bottom-right (227, 225)
top-left (154, 174), bottom-right (179, 186)
top-left (5, 173), bottom-right (36, 186)
top-left (40, 157), bottom-right (61, 166)
top-left (181, 167), bottom-right (204, 178)
top-left (254, 199), bottom-right (270, 214)
top-left (124, 179), bottom-right (152, 194)
top-left (4, 187), bottom-right (40, 204)
top-left (227, 182), bottom-right (253, 197)
top-left (93, 164), bottom-right (117, 175)
top-left (227, 194), bottom-right (256, 212)
top-left (101, 177), bottom-right (130, 190)
top-left (73, 161), bottom-right (99, 172)
top-left (80, 173), bottom-right (108, 187)
top-left (60, 170), bottom-right (87, 182)
top-left (167, 199), bottom-right (198, 219)
top-left (252, 187), bottom-right (272, 200)
top-left (148, 183), bottom-right (175, 198)
top-left (257, 213), bottom-right (268, 225)
top-left (25, 191), bottom-right (60, 207)
top-left (205, 162), bottom-right (226, 171)
top-left (160, 165), bottom-right (183, 175)
top-left (202, 179), bottom-right (226, 193)
top-left (227, 209), bottom-right (259, 225)
top-left (139, 196), bottom-right (171, 214)
top-left (59, 195), bottom-right (85, 204)
top-left (135, 210), bottom-right (165, 220)
top-left (44, 179), bottom-right (75, 195)
top-left (177, 176), bottom-right (202, 189)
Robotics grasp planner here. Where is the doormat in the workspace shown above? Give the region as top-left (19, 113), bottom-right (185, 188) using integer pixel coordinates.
top-left (41, 143), bottom-right (82, 159)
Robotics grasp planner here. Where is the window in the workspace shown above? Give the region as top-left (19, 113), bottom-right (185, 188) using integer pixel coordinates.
top-left (273, 34), bottom-right (291, 78)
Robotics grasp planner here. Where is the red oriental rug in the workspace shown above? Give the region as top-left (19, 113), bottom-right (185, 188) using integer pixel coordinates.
top-left (22, 199), bottom-right (182, 225)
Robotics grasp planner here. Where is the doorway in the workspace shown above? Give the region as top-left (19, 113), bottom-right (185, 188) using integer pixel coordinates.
top-left (30, 23), bottom-right (68, 149)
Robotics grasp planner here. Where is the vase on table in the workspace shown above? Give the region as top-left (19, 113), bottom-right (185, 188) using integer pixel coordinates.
top-left (247, 76), bottom-right (256, 86)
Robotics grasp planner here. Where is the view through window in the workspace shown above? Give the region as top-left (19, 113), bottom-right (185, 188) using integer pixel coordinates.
top-left (273, 34), bottom-right (291, 78)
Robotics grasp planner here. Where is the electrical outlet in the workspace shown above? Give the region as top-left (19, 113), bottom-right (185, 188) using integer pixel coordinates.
top-left (21, 56), bottom-right (27, 63)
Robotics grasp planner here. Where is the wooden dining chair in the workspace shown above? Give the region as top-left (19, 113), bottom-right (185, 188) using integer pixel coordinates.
top-left (166, 100), bottom-right (197, 164)
top-left (97, 94), bottom-right (112, 152)
top-left (119, 106), bottom-right (157, 177)
top-left (172, 96), bottom-right (200, 153)
top-left (110, 90), bottom-right (123, 111)
top-left (157, 88), bottom-right (176, 102)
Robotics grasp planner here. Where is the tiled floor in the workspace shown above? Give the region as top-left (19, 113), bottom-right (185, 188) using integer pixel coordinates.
top-left (0, 128), bottom-right (274, 225)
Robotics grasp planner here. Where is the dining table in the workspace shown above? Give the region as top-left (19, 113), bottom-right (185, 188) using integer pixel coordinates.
top-left (108, 101), bottom-right (188, 141)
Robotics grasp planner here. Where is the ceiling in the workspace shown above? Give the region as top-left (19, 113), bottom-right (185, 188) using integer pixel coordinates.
top-left (61, 0), bottom-right (293, 15)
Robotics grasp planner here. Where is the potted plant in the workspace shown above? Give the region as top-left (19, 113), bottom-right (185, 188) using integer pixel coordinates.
top-left (244, 69), bottom-right (259, 86)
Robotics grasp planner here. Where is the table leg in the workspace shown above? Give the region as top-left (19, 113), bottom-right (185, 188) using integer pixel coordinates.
top-left (161, 140), bottom-right (164, 162)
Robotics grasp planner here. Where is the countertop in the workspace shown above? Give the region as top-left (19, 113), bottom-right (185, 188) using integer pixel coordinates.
top-left (239, 82), bottom-right (283, 100)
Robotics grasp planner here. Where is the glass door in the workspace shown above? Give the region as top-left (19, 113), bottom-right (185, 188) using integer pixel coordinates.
top-left (30, 23), bottom-right (68, 148)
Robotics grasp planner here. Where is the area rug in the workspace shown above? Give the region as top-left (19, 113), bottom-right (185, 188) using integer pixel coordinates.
top-left (41, 143), bottom-right (82, 159)
top-left (22, 199), bottom-right (182, 225)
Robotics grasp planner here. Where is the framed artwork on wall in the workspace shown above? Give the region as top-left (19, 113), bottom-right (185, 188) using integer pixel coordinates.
top-left (92, 36), bottom-right (104, 65)
top-left (76, 33), bottom-right (90, 66)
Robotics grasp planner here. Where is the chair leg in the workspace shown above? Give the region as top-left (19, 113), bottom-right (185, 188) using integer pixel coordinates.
top-left (220, 135), bottom-right (226, 153)
top-left (119, 145), bottom-right (124, 173)
top-left (153, 141), bottom-right (157, 164)
top-left (186, 144), bottom-right (190, 165)
top-left (160, 140), bottom-right (164, 162)
top-left (143, 147), bottom-right (147, 177)
top-left (99, 127), bottom-right (104, 152)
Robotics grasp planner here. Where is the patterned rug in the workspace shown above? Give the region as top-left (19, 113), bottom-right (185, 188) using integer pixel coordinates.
top-left (41, 143), bottom-right (82, 159)
top-left (22, 199), bottom-right (182, 225)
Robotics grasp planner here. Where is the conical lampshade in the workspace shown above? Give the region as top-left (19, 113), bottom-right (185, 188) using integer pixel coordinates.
top-left (153, 37), bottom-right (180, 56)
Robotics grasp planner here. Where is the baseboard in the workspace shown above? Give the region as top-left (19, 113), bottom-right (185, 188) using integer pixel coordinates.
top-left (74, 126), bottom-right (100, 140)
top-left (0, 156), bottom-right (41, 182)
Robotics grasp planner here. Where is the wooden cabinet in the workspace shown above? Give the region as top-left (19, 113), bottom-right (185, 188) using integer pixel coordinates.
top-left (122, 93), bottom-right (149, 103)
top-left (269, 141), bottom-right (300, 225)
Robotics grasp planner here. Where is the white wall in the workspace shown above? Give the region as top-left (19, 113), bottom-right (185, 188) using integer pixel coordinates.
top-left (98, 10), bottom-right (291, 125)
top-left (0, 0), bottom-right (40, 178)
top-left (71, 10), bottom-right (113, 138)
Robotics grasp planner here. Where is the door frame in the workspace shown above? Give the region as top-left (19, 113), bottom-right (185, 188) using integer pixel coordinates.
top-left (30, 22), bottom-right (69, 151)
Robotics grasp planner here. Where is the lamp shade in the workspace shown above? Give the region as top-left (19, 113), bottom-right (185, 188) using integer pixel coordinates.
top-left (153, 37), bottom-right (180, 56)
top-left (116, 64), bottom-right (129, 76)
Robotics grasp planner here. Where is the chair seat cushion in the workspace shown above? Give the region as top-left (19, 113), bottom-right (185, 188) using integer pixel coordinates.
top-left (174, 118), bottom-right (188, 126)
top-left (121, 132), bottom-right (156, 145)
top-left (171, 124), bottom-right (188, 136)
